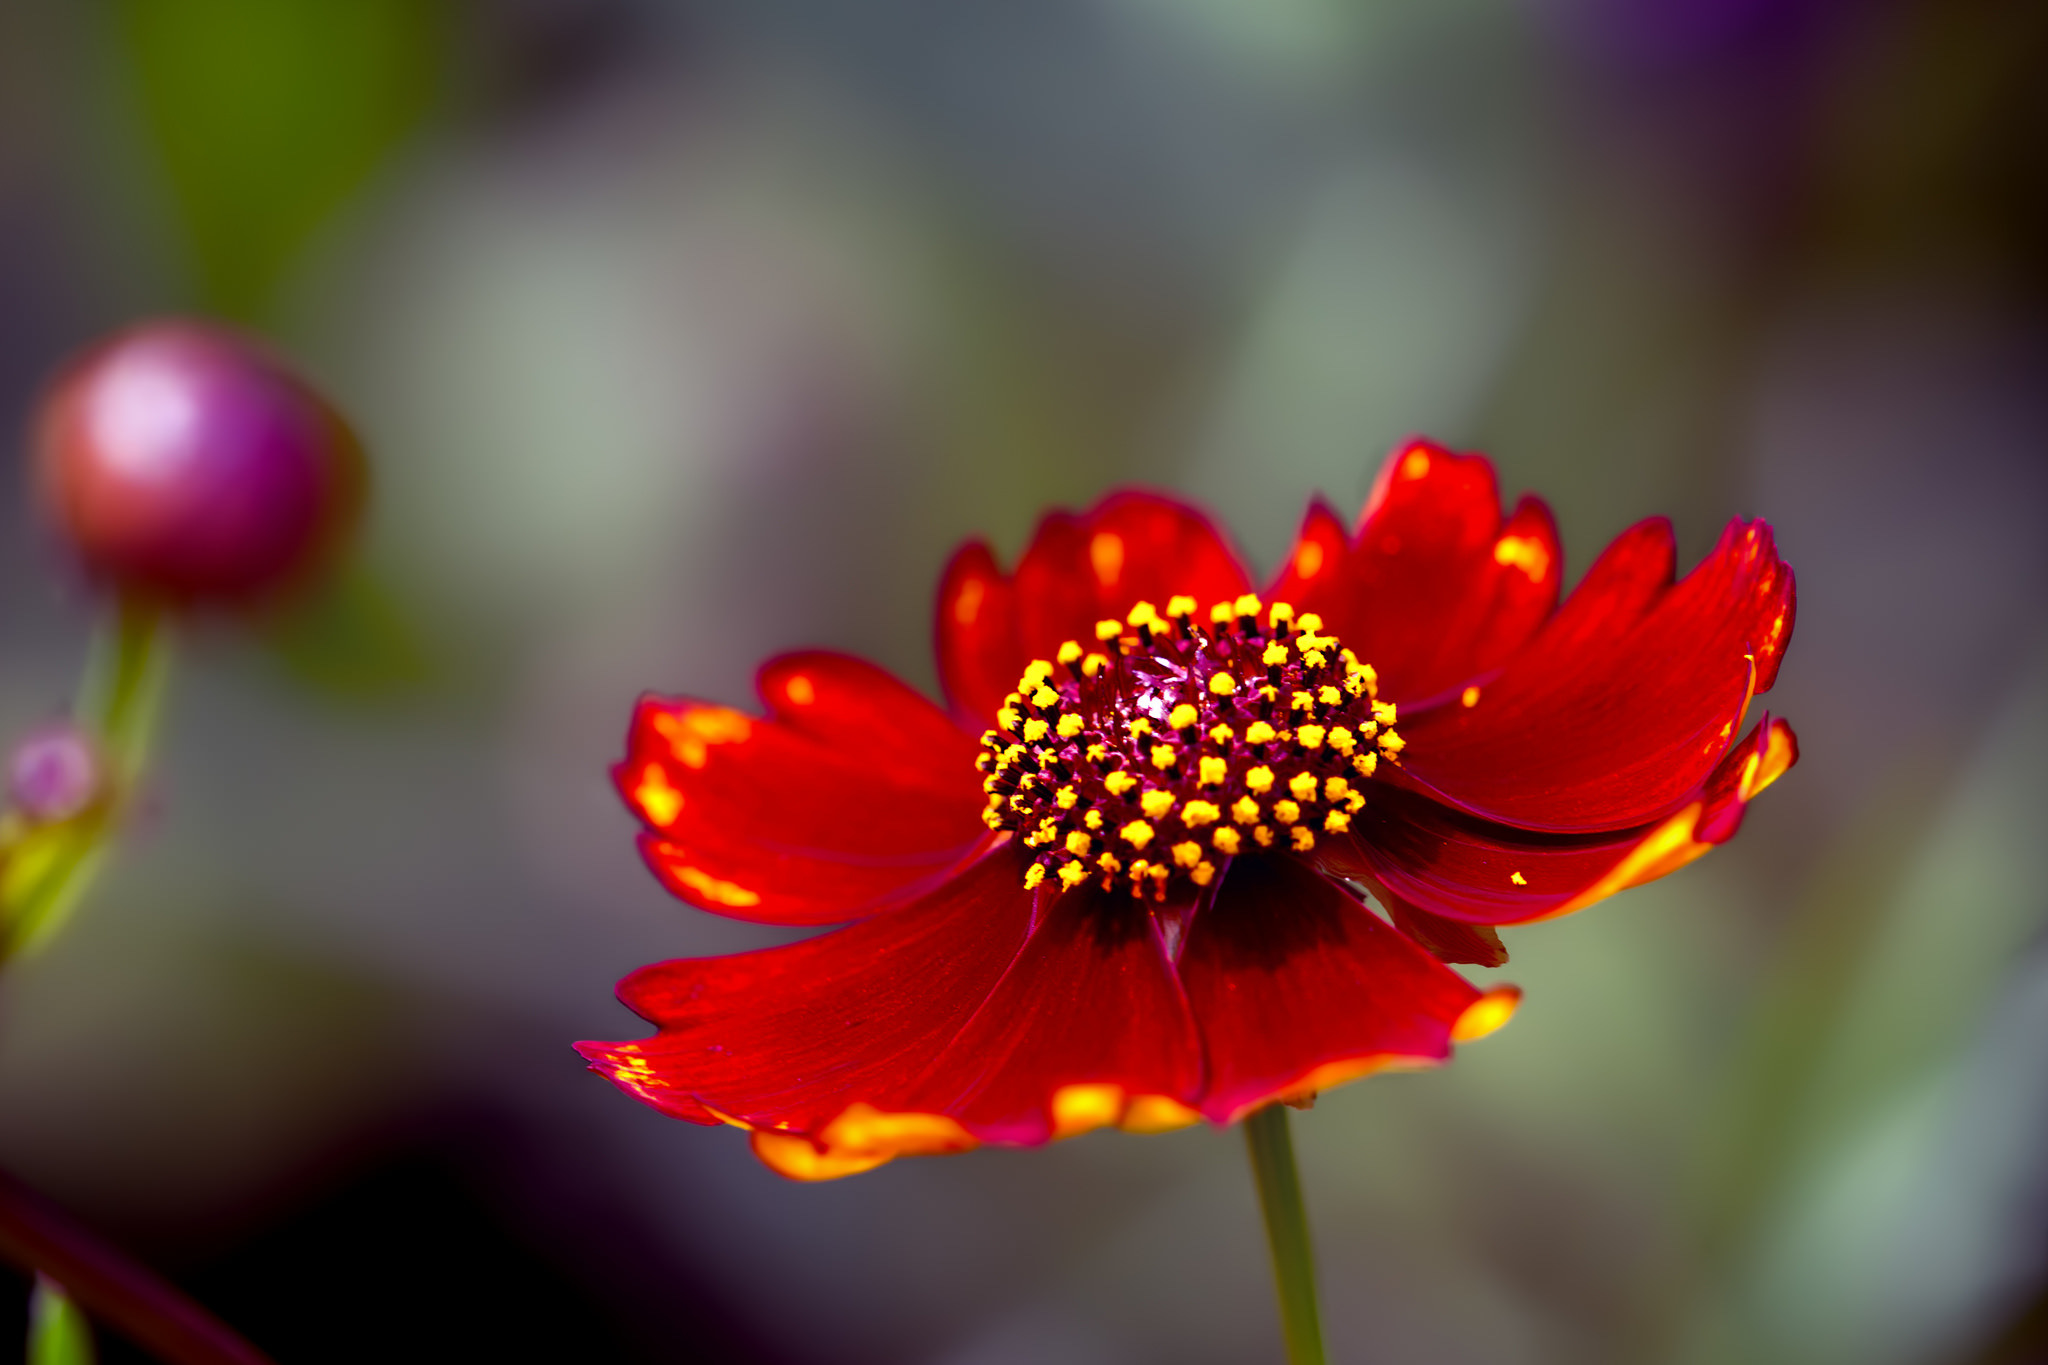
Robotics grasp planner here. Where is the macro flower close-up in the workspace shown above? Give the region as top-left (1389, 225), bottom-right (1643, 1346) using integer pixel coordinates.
top-left (579, 441), bottom-right (1797, 1180)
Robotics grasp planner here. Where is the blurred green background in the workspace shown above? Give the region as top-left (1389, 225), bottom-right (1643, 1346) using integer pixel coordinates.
top-left (2, 0), bottom-right (2045, 1361)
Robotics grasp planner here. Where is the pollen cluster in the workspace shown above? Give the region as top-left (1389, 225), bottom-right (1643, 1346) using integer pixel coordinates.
top-left (978, 595), bottom-right (1405, 900)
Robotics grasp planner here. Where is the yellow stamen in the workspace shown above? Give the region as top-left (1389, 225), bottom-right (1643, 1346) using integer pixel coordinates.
top-left (1151, 744), bottom-right (1178, 770)
top-left (1245, 766), bottom-right (1275, 794)
top-left (1208, 723), bottom-right (1234, 744)
top-left (1192, 861), bottom-right (1216, 887)
top-left (1323, 810), bottom-right (1350, 833)
top-left (1171, 841), bottom-right (1202, 869)
top-left (1231, 796), bottom-right (1261, 825)
top-left (1024, 864), bottom-right (1047, 890)
top-left (1198, 756), bottom-right (1229, 787)
top-left (1253, 825), bottom-right (1275, 847)
top-left (1120, 820), bottom-right (1155, 849)
top-left (1245, 721), bottom-right (1277, 744)
top-left (1296, 724), bottom-right (1326, 749)
top-left (1291, 826), bottom-right (1316, 852)
top-left (1059, 862), bottom-right (1088, 889)
top-left (1140, 789), bottom-right (1176, 819)
top-left (1066, 830), bottom-right (1093, 857)
top-left (1168, 703), bottom-right (1200, 730)
top-left (1180, 800), bottom-right (1220, 827)
top-left (1209, 671), bottom-right (1237, 696)
top-left (1212, 828), bottom-right (1241, 855)
top-left (1104, 771), bottom-right (1137, 796)
top-left (1273, 799), bottom-right (1301, 825)
top-left (1056, 640), bottom-right (1084, 665)
top-left (1056, 713), bottom-right (1084, 738)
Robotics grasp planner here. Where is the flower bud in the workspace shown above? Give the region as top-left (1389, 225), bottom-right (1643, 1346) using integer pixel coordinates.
top-left (7, 723), bottom-right (102, 823)
top-left (33, 320), bottom-right (363, 603)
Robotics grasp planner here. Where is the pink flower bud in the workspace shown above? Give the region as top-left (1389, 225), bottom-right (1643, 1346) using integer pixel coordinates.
top-left (33, 320), bottom-right (363, 603)
top-left (7, 723), bottom-right (102, 823)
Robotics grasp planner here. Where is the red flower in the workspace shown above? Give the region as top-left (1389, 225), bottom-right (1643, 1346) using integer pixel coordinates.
top-left (578, 443), bottom-right (1797, 1180)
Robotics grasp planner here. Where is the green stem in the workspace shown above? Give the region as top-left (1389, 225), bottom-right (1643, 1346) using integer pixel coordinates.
top-left (1245, 1103), bottom-right (1327, 1365)
top-left (1, 597), bottom-right (170, 961)
top-left (81, 596), bottom-right (172, 781)
top-left (29, 1275), bottom-right (96, 1365)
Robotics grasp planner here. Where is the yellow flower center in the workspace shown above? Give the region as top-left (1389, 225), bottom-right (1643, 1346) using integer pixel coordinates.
top-left (978, 594), bottom-right (1406, 900)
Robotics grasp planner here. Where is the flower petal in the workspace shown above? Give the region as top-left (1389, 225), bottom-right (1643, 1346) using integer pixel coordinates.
top-left (1332, 717), bottom-right (1799, 925)
top-left (575, 848), bottom-right (1036, 1166)
top-left (900, 881), bottom-right (1204, 1145)
top-left (1378, 892), bottom-right (1509, 967)
top-left (1271, 442), bottom-right (1562, 706)
top-left (1178, 854), bottom-right (1484, 1124)
top-left (935, 492), bottom-right (1252, 725)
top-left (1395, 517), bottom-right (1795, 832)
top-left (618, 652), bottom-right (988, 924)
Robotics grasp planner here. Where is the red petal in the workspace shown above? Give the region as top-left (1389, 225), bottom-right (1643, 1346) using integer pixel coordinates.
top-left (1178, 854), bottom-right (1481, 1124)
top-left (899, 883), bottom-right (1204, 1145)
top-left (618, 652), bottom-right (988, 924)
top-left (576, 847), bottom-right (1035, 1142)
top-left (934, 491), bottom-right (1252, 725)
top-left (934, 540), bottom-right (1025, 731)
top-left (1333, 717), bottom-right (1799, 925)
top-left (1395, 517), bottom-right (1795, 832)
top-left (1271, 442), bottom-right (1562, 706)
top-left (1379, 891), bottom-right (1509, 967)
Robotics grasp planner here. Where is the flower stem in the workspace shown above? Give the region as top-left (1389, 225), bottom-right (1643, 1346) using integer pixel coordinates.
top-left (1245, 1103), bottom-right (1327, 1365)
top-left (0, 1167), bottom-right (272, 1365)
top-left (1, 597), bottom-right (170, 961)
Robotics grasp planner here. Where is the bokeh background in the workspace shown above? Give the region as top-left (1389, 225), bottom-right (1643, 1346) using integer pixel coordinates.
top-left (2, 0), bottom-right (2046, 1361)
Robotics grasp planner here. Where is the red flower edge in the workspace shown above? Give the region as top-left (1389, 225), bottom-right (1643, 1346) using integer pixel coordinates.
top-left (580, 440), bottom-right (1796, 1179)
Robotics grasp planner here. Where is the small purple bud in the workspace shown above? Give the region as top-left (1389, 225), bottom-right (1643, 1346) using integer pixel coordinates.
top-left (33, 319), bottom-right (364, 604)
top-left (7, 723), bottom-right (102, 823)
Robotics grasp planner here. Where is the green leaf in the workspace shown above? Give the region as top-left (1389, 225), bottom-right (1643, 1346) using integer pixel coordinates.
top-left (28, 1277), bottom-right (96, 1365)
top-left (115, 0), bottom-right (443, 316)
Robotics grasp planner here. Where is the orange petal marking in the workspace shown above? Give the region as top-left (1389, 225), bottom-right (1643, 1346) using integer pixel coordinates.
top-left (650, 706), bottom-right (753, 768)
top-left (1120, 1094), bottom-right (1201, 1134)
top-left (751, 1131), bottom-right (895, 1181)
top-left (1051, 1083), bottom-right (1125, 1138)
top-left (1493, 532), bottom-right (1552, 581)
top-left (1291, 538), bottom-right (1325, 580)
top-left (751, 1104), bottom-right (980, 1182)
top-left (1452, 985), bottom-right (1522, 1043)
top-left (670, 863), bottom-right (762, 908)
top-left (632, 764), bottom-right (684, 826)
top-left (1089, 530), bottom-right (1125, 587)
top-left (1399, 447), bottom-right (1431, 480)
top-left (953, 575), bottom-right (986, 625)
top-left (784, 673), bottom-right (816, 706)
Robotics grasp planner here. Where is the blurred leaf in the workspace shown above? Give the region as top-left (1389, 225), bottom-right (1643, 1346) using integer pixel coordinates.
top-left (28, 1276), bottom-right (95, 1365)
top-left (260, 560), bottom-right (432, 700)
top-left (115, 0), bottom-right (443, 316)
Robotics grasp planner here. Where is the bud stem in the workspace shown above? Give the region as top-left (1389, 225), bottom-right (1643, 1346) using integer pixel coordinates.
top-left (1245, 1103), bottom-right (1328, 1365)
top-left (0, 596), bottom-right (170, 960)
